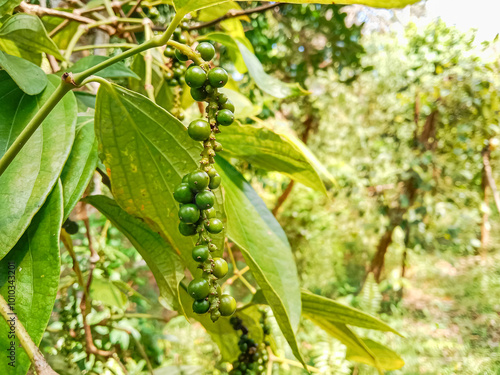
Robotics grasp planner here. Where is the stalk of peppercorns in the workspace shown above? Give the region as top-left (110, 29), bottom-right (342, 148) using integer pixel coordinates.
top-left (229, 310), bottom-right (271, 375)
top-left (171, 37), bottom-right (236, 321)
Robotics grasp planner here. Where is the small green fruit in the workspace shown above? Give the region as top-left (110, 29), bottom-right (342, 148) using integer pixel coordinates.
top-left (188, 119), bottom-right (211, 141)
top-left (187, 278), bottom-right (210, 300)
top-left (196, 42), bottom-right (215, 61)
top-left (219, 294), bottom-right (236, 316)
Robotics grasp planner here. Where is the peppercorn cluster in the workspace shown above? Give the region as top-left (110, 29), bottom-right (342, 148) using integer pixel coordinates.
top-left (167, 29), bottom-right (236, 321)
top-left (229, 311), bottom-right (270, 375)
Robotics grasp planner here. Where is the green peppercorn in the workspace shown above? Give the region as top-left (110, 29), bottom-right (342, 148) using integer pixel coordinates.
top-left (205, 207), bottom-right (216, 219)
top-left (175, 49), bottom-right (188, 61)
top-left (188, 119), bottom-right (211, 141)
top-left (177, 33), bottom-right (187, 44)
top-left (222, 99), bottom-right (235, 112)
top-left (190, 87), bottom-right (207, 101)
top-left (219, 295), bottom-right (236, 316)
top-left (207, 67), bottom-right (228, 88)
top-left (178, 222), bottom-right (197, 236)
top-left (173, 183), bottom-right (194, 203)
top-left (164, 46), bottom-right (175, 57)
top-left (187, 278), bottom-right (210, 299)
top-left (213, 257), bottom-right (228, 278)
top-left (192, 299), bottom-right (210, 314)
top-left (185, 65), bottom-right (207, 88)
top-left (178, 203), bottom-right (200, 224)
top-left (209, 173), bottom-right (221, 189)
top-left (217, 109), bottom-right (234, 126)
top-left (195, 190), bottom-right (215, 209)
top-left (188, 171), bottom-right (210, 191)
top-left (192, 245), bottom-right (209, 262)
top-left (205, 218), bottom-right (223, 233)
top-left (196, 42), bottom-right (216, 61)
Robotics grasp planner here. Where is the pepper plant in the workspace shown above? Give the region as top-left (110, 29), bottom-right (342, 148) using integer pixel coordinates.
top-left (0, 0), bottom-right (418, 374)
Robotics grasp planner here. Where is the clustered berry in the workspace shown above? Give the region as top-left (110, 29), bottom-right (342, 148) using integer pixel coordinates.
top-left (169, 33), bottom-right (236, 321)
top-left (229, 311), bottom-right (271, 375)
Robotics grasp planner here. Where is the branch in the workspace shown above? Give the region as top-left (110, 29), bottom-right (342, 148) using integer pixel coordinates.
top-left (0, 294), bottom-right (59, 375)
top-left (482, 149), bottom-right (500, 214)
top-left (189, 2), bottom-right (280, 31)
top-left (17, 2), bottom-right (115, 34)
top-left (126, 0), bottom-right (143, 18)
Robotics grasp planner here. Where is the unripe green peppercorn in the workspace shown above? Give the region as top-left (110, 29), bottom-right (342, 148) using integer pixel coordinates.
top-left (217, 109), bottom-right (234, 126)
top-left (187, 278), bottom-right (210, 299)
top-left (188, 171), bottom-right (210, 191)
top-left (192, 245), bottom-right (210, 262)
top-left (188, 119), bottom-right (211, 141)
top-left (175, 49), bottom-right (188, 61)
top-left (192, 299), bottom-right (210, 314)
top-left (174, 183), bottom-right (194, 203)
top-left (191, 87), bottom-right (207, 101)
top-left (221, 99), bottom-right (235, 112)
top-left (195, 190), bottom-right (215, 209)
top-left (185, 65), bottom-right (207, 88)
top-left (209, 173), bottom-right (221, 189)
top-left (205, 207), bottom-right (216, 219)
top-left (205, 218), bottom-right (223, 233)
top-left (208, 67), bottom-right (228, 88)
top-left (219, 294), bottom-right (236, 316)
top-left (179, 222), bottom-right (197, 236)
top-left (179, 204), bottom-right (200, 224)
top-left (196, 42), bottom-right (216, 61)
top-left (213, 257), bottom-right (228, 278)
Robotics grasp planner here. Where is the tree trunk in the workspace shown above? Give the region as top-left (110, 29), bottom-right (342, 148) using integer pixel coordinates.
top-left (370, 227), bottom-right (395, 282)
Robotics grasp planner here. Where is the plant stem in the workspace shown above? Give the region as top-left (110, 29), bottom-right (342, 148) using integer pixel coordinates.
top-left (144, 23), bottom-right (155, 102)
top-left (72, 43), bottom-right (137, 52)
top-left (0, 294), bottom-right (59, 375)
top-left (0, 80), bottom-right (72, 177)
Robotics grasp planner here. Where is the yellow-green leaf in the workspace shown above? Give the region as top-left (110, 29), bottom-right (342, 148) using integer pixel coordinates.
top-left (216, 156), bottom-right (307, 368)
top-left (217, 123), bottom-right (327, 193)
top-left (0, 51), bottom-right (47, 95)
top-left (347, 338), bottom-right (405, 371)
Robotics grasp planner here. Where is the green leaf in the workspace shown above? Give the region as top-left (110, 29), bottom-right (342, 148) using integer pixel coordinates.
top-left (301, 290), bottom-right (401, 335)
top-left (0, 181), bottom-right (63, 375)
top-left (0, 50), bottom-right (47, 95)
top-left (198, 32), bottom-right (252, 74)
top-left (174, 0), bottom-right (419, 15)
top-left (90, 277), bottom-right (129, 309)
top-left (219, 87), bottom-right (261, 118)
top-left (0, 73), bottom-right (76, 259)
top-left (347, 338), bottom-right (405, 371)
top-left (215, 156), bottom-right (306, 367)
top-left (217, 123), bottom-right (326, 193)
top-left (42, 15), bottom-right (79, 50)
top-left (86, 195), bottom-right (184, 311)
top-left (60, 115), bottom-right (98, 220)
top-left (0, 0), bottom-right (20, 17)
top-left (236, 41), bottom-right (309, 98)
top-left (94, 82), bottom-right (225, 273)
top-left (0, 14), bottom-right (65, 64)
top-left (68, 55), bottom-right (140, 80)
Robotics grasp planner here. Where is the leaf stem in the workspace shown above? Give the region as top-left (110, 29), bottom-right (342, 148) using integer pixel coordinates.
top-left (0, 79), bottom-right (73, 177)
top-left (0, 294), bottom-right (59, 375)
top-left (144, 22), bottom-right (156, 102)
top-left (72, 43), bottom-right (137, 52)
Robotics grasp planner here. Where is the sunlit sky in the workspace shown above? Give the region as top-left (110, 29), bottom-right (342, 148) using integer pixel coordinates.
top-left (425, 0), bottom-right (499, 41)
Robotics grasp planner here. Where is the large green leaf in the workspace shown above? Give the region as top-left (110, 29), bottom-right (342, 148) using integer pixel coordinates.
top-left (301, 290), bottom-right (401, 335)
top-left (0, 73), bottom-right (76, 259)
top-left (60, 115), bottom-right (98, 220)
top-left (42, 15), bottom-right (79, 50)
top-left (68, 55), bottom-right (140, 80)
top-left (347, 338), bottom-right (405, 371)
top-left (0, 14), bottom-right (65, 64)
top-left (0, 0), bottom-right (20, 17)
top-left (306, 317), bottom-right (404, 371)
top-left (86, 195), bottom-right (184, 310)
top-left (236, 41), bottom-right (309, 99)
top-left (174, 0), bottom-right (419, 15)
top-left (215, 156), bottom-right (306, 367)
top-left (217, 123), bottom-right (326, 193)
top-left (94, 82), bottom-right (225, 273)
top-left (0, 51), bottom-right (47, 95)
top-left (0, 181), bottom-right (63, 375)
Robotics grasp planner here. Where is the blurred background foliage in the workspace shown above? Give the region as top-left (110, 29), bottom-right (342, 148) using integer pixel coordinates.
top-left (42, 1), bottom-right (500, 374)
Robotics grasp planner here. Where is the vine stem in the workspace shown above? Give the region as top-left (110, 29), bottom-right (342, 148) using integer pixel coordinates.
top-left (0, 294), bottom-right (59, 375)
top-left (0, 12), bottom-right (184, 178)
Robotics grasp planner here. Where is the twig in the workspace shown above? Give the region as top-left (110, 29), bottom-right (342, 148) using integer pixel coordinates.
top-left (189, 3), bottom-right (280, 31)
top-left (47, 55), bottom-right (60, 73)
top-left (126, 0), bottom-right (143, 17)
top-left (0, 294), bottom-right (59, 375)
top-left (272, 180), bottom-right (295, 216)
top-left (17, 2), bottom-right (115, 34)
